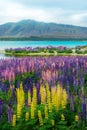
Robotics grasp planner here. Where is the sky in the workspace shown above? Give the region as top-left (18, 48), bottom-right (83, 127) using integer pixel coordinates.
top-left (0, 0), bottom-right (87, 26)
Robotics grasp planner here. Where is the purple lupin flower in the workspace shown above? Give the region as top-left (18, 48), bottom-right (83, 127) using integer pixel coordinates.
top-left (7, 105), bottom-right (14, 123)
top-left (0, 99), bottom-right (4, 120)
top-left (82, 103), bottom-right (86, 120)
top-left (70, 94), bottom-right (74, 111)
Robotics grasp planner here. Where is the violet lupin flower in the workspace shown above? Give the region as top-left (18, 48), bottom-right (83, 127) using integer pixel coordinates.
top-left (0, 99), bottom-right (4, 120)
top-left (7, 105), bottom-right (14, 123)
top-left (82, 103), bottom-right (86, 120)
top-left (70, 94), bottom-right (74, 111)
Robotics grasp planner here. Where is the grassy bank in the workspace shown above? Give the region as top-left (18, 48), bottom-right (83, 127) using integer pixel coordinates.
top-left (5, 52), bottom-right (87, 57)
top-left (4, 45), bottom-right (87, 57)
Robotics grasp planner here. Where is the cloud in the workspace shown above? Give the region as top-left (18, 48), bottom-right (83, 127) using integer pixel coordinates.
top-left (0, 0), bottom-right (87, 27)
top-left (0, 2), bottom-right (53, 24)
top-left (10, 0), bottom-right (87, 10)
top-left (69, 12), bottom-right (87, 26)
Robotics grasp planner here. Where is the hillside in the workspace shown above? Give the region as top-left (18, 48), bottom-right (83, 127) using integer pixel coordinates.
top-left (0, 20), bottom-right (87, 40)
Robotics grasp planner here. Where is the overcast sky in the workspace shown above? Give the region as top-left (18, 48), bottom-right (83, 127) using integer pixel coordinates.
top-left (0, 0), bottom-right (87, 26)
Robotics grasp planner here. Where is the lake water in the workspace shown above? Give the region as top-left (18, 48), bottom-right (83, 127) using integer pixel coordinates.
top-left (0, 40), bottom-right (87, 59)
top-left (0, 40), bottom-right (87, 50)
top-left (0, 54), bottom-right (14, 59)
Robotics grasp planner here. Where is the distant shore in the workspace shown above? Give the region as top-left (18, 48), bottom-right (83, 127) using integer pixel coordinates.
top-left (5, 53), bottom-right (87, 57)
top-left (1, 50), bottom-right (87, 57)
top-left (0, 37), bottom-right (87, 41)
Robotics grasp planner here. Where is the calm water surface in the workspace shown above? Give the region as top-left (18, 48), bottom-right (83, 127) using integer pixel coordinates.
top-left (0, 54), bottom-right (14, 59)
top-left (0, 40), bottom-right (87, 50)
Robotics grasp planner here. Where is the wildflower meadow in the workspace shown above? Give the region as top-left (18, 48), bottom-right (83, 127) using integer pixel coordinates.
top-left (0, 56), bottom-right (87, 130)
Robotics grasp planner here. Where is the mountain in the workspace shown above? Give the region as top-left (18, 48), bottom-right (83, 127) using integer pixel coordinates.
top-left (0, 19), bottom-right (87, 40)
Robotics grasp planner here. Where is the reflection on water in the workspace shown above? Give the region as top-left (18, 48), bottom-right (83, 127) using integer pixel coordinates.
top-left (0, 54), bottom-right (13, 59)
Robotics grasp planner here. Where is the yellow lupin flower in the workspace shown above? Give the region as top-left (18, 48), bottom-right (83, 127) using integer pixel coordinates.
top-left (52, 84), bottom-right (63, 111)
top-left (40, 84), bottom-right (46, 104)
top-left (20, 84), bottom-right (25, 107)
top-left (25, 112), bottom-right (29, 121)
top-left (17, 104), bottom-right (21, 118)
top-left (32, 86), bottom-right (37, 108)
top-left (57, 85), bottom-right (62, 106)
top-left (45, 83), bottom-right (68, 112)
top-left (46, 83), bottom-right (51, 105)
top-left (31, 102), bottom-right (35, 119)
top-left (75, 115), bottom-right (79, 122)
top-left (61, 89), bottom-right (67, 109)
top-left (16, 83), bottom-right (25, 119)
top-left (46, 82), bottom-right (49, 92)
top-left (51, 119), bottom-right (55, 126)
top-left (12, 114), bottom-right (16, 126)
top-left (53, 92), bottom-right (57, 108)
top-left (44, 105), bottom-right (48, 119)
top-left (48, 102), bottom-right (52, 112)
top-left (51, 87), bottom-right (56, 106)
top-left (28, 90), bottom-right (31, 106)
top-left (82, 87), bottom-right (84, 95)
top-left (38, 110), bottom-right (43, 126)
top-left (61, 114), bottom-right (65, 121)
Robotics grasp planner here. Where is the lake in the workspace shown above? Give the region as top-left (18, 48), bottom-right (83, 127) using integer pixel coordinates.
top-left (0, 40), bottom-right (87, 50)
top-left (0, 53), bottom-right (14, 59)
top-left (0, 40), bottom-right (87, 59)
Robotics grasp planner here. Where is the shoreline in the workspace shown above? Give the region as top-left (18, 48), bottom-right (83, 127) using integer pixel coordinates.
top-left (4, 52), bottom-right (87, 57)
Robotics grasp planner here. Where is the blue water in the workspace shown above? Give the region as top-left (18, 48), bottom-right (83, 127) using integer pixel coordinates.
top-left (0, 40), bottom-right (87, 50)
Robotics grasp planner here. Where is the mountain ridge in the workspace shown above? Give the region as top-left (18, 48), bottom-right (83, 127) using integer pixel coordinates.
top-left (0, 19), bottom-right (87, 40)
